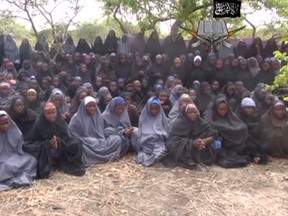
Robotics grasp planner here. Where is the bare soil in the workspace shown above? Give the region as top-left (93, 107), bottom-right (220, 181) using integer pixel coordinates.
top-left (1, 155), bottom-right (288, 216)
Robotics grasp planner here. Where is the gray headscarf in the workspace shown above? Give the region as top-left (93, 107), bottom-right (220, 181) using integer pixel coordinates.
top-left (0, 110), bottom-right (37, 191)
top-left (102, 96), bottom-right (131, 128)
top-left (68, 96), bottom-right (122, 166)
top-left (48, 88), bottom-right (69, 115)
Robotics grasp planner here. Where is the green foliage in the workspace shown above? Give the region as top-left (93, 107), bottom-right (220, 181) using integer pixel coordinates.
top-left (267, 50), bottom-right (288, 101)
top-left (0, 17), bottom-right (35, 45)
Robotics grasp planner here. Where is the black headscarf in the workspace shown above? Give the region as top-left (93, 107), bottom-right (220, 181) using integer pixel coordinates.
top-left (104, 30), bottom-right (118, 54)
top-left (145, 31), bottom-right (162, 61)
top-left (8, 95), bottom-right (38, 140)
top-left (164, 104), bottom-right (216, 168)
top-left (92, 36), bottom-right (105, 55)
top-left (75, 39), bottom-right (91, 54)
top-left (19, 38), bottom-right (32, 65)
top-left (24, 103), bottom-right (85, 178)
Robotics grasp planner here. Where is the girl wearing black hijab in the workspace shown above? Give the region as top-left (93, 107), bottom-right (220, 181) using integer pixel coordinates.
top-left (145, 31), bottom-right (162, 61)
top-left (104, 30), bottom-right (118, 54)
top-left (19, 38), bottom-right (32, 65)
top-left (8, 95), bottom-right (38, 140)
top-left (233, 40), bottom-right (248, 58)
top-left (264, 38), bottom-right (278, 58)
top-left (204, 95), bottom-right (250, 168)
top-left (23, 102), bottom-right (85, 178)
top-left (164, 103), bottom-right (216, 169)
top-left (255, 60), bottom-right (276, 85)
top-left (92, 36), bottom-right (105, 55)
top-left (75, 38), bottom-right (91, 54)
top-left (247, 37), bottom-right (264, 58)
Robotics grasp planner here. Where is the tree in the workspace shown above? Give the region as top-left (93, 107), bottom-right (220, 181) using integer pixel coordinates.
top-left (1, 0), bottom-right (84, 59)
top-left (99, 0), bottom-right (288, 38)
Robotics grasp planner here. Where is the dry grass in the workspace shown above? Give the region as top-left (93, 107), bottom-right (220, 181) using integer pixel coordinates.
top-left (1, 155), bottom-right (288, 216)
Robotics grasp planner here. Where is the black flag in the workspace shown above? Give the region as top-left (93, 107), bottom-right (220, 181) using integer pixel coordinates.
top-left (213, 0), bottom-right (242, 18)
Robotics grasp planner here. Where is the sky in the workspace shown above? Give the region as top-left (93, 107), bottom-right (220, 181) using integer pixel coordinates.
top-left (1, 0), bottom-right (277, 35)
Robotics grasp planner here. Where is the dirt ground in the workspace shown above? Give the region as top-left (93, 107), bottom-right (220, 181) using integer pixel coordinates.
top-left (1, 155), bottom-right (288, 216)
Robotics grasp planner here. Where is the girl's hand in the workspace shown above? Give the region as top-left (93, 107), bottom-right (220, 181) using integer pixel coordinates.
top-left (50, 136), bottom-right (58, 149)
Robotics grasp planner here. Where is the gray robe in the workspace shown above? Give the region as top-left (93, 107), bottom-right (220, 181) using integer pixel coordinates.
top-left (0, 111), bottom-right (37, 191)
top-left (48, 88), bottom-right (69, 116)
top-left (135, 97), bottom-right (168, 166)
top-left (68, 96), bottom-right (122, 166)
top-left (102, 97), bottom-right (136, 155)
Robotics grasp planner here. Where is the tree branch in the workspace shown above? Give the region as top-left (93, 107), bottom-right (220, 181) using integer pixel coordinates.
top-left (244, 17), bottom-right (256, 39)
top-left (112, 5), bottom-right (129, 34)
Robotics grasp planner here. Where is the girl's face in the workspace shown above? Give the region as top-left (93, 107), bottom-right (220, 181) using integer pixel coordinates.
top-left (186, 106), bottom-right (199, 122)
top-left (42, 64), bottom-right (49, 71)
top-left (114, 105), bottom-right (125, 116)
top-left (109, 82), bottom-right (118, 92)
top-left (215, 59), bottom-right (223, 69)
top-left (0, 86), bottom-right (10, 96)
top-left (262, 62), bottom-right (270, 72)
top-left (243, 107), bottom-right (256, 117)
top-left (53, 94), bottom-right (64, 107)
top-left (217, 102), bottom-right (228, 117)
top-left (6, 74), bottom-right (13, 81)
top-left (52, 77), bottom-right (60, 87)
top-left (235, 82), bottom-right (244, 92)
top-left (134, 83), bottom-right (141, 92)
top-left (104, 96), bottom-right (112, 105)
top-left (27, 91), bottom-right (37, 102)
top-left (204, 85), bottom-right (211, 95)
top-left (194, 59), bottom-right (202, 67)
top-left (273, 105), bottom-right (286, 119)
top-left (44, 108), bottom-right (57, 123)
top-left (14, 99), bottom-right (25, 114)
top-left (211, 81), bottom-right (220, 91)
top-left (227, 86), bottom-right (236, 96)
top-left (231, 59), bottom-right (239, 67)
top-left (117, 79), bottom-right (125, 89)
top-left (177, 87), bottom-right (184, 97)
top-left (78, 91), bottom-right (87, 103)
top-left (141, 79), bottom-right (148, 88)
top-left (80, 65), bottom-right (88, 73)
top-left (265, 94), bottom-right (274, 106)
top-left (20, 86), bottom-right (28, 97)
top-left (180, 98), bottom-right (192, 111)
top-left (150, 104), bottom-right (160, 117)
top-left (124, 96), bottom-right (132, 105)
top-left (189, 90), bottom-right (197, 101)
top-left (30, 80), bottom-right (38, 89)
top-left (273, 60), bottom-right (281, 70)
top-left (159, 92), bottom-right (168, 103)
top-left (0, 115), bottom-right (10, 132)
top-left (41, 80), bottom-right (49, 90)
top-left (86, 102), bottom-right (97, 116)
top-left (96, 77), bottom-right (103, 87)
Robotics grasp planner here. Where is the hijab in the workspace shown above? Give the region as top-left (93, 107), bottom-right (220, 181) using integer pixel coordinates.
top-left (169, 84), bottom-right (183, 105)
top-left (48, 88), bottom-right (69, 115)
top-left (204, 96), bottom-right (248, 145)
top-left (0, 82), bottom-right (15, 106)
top-left (102, 96), bottom-right (131, 128)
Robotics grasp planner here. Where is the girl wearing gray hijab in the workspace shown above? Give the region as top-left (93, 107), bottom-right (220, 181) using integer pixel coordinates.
top-left (0, 110), bottom-right (37, 191)
top-left (68, 96), bottom-right (122, 166)
top-left (48, 88), bottom-right (69, 119)
top-left (135, 97), bottom-right (168, 167)
top-left (102, 96), bottom-right (137, 156)
top-left (4, 34), bottom-right (19, 63)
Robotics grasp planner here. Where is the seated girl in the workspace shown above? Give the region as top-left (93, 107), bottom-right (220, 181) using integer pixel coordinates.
top-left (48, 88), bottom-right (69, 119)
top-left (25, 89), bottom-right (42, 114)
top-left (158, 90), bottom-right (172, 117)
top-left (68, 96), bottom-right (123, 166)
top-left (8, 96), bottom-right (38, 140)
top-left (0, 82), bottom-right (16, 111)
top-left (23, 102), bottom-right (85, 178)
top-left (169, 84), bottom-right (184, 106)
top-left (165, 103), bottom-right (216, 169)
top-left (204, 95), bottom-right (250, 168)
top-left (260, 100), bottom-right (288, 158)
top-left (168, 94), bottom-right (192, 125)
top-left (237, 98), bottom-right (268, 164)
top-left (0, 111), bottom-right (37, 191)
top-left (102, 97), bottom-right (135, 156)
top-left (135, 97), bottom-right (168, 167)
